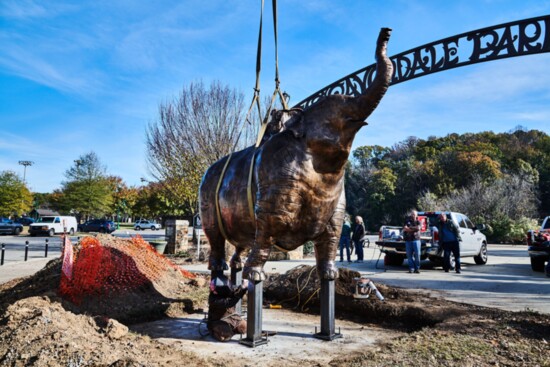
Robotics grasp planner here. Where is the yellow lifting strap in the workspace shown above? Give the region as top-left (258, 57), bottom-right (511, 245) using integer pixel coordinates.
top-left (247, 0), bottom-right (289, 222)
top-left (216, 0), bottom-right (288, 241)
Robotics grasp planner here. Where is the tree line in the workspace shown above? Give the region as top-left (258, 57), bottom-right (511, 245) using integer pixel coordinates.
top-left (345, 128), bottom-right (550, 242)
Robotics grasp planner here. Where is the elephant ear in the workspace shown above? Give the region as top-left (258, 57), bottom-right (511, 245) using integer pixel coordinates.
top-left (282, 108), bottom-right (305, 138)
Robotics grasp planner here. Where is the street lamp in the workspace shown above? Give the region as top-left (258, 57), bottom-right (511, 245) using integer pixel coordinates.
top-left (18, 160), bottom-right (34, 183)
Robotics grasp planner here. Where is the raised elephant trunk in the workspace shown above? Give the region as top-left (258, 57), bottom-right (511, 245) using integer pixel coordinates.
top-left (353, 27), bottom-right (393, 120)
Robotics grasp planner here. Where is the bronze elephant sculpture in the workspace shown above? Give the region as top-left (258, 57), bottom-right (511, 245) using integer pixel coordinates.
top-left (200, 28), bottom-right (394, 282)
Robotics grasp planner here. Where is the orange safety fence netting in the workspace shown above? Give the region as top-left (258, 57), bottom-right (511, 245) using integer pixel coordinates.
top-left (59, 235), bottom-right (195, 305)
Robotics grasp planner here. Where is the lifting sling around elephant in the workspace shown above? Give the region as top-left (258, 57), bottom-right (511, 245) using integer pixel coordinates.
top-left (199, 27), bottom-right (394, 343)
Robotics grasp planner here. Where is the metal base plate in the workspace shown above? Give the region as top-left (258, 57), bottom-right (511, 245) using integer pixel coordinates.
top-left (239, 336), bottom-right (269, 348)
top-left (313, 332), bottom-right (343, 341)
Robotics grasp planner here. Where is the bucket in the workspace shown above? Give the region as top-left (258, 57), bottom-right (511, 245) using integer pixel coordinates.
top-left (150, 241), bottom-right (167, 254)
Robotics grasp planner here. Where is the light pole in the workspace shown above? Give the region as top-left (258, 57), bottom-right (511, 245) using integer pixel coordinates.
top-left (18, 161), bottom-right (34, 183)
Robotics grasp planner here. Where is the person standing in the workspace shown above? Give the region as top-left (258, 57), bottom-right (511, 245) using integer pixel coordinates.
top-left (352, 216), bottom-right (366, 263)
top-left (438, 213), bottom-right (462, 273)
top-left (403, 210), bottom-right (421, 273)
top-left (339, 217), bottom-right (352, 263)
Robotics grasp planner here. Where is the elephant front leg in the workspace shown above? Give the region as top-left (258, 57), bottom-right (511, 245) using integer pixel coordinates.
top-left (243, 233), bottom-right (272, 282)
top-left (314, 232), bottom-right (339, 280)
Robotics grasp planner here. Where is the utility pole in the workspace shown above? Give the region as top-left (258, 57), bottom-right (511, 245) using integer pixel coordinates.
top-left (18, 161), bottom-right (34, 183)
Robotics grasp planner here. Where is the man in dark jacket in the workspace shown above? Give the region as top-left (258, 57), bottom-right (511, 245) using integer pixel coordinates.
top-left (339, 217), bottom-right (352, 263)
top-left (207, 275), bottom-right (248, 341)
top-left (438, 213), bottom-right (463, 273)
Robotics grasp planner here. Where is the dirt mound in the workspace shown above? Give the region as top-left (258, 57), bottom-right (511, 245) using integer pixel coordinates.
top-left (265, 265), bottom-right (451, 330)
top-left (0, 296), bottom-right (217, 367)
top-left (0, 235), bottom-right (209, 323)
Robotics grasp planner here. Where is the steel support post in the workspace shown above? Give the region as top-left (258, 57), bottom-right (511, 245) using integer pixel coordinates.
top-left (1, 243), bottom-right (4, 266)
top-left (230, 267), bottom-right (243, 315)
top-left (240, 279), bottom-right (268, 347)
top-left (314, 279), bottom-right (342, 341)
top-left (24, 241), bottom-right (29, 261)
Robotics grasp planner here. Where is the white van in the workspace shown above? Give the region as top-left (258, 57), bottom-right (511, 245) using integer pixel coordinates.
top-left (29, 216), bottom-right (78, 236)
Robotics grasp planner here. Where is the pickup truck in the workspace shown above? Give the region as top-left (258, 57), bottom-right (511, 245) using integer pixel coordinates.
top-left (375, 211), bottom-right (488, 268)
top-left (526, 216), bottom-right (550, 274)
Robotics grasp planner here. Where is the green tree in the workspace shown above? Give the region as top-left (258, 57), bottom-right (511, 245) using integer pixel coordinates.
top-left (0, 171), bottom-right (32, 216)
top-left (56, 152), bottom-right (113, 219)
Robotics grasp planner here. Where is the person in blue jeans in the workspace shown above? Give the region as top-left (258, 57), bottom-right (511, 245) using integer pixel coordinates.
top-left (403, 210), bottom-right (421, 273)
top-left (339, 218), bottom-right (352, 263)
top-left (438, 213), bottom-right (462, 273)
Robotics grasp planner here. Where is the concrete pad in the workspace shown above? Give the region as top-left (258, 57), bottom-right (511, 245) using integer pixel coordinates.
top-left (130, 308), bottom-right (400, 365)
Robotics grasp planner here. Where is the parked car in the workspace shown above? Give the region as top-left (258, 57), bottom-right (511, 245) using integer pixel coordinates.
top-left (526, 216), bottom-right (550, 275)
top-left (15, 217), bottom-right (35, 226)
top-left (29, 216), bottom-right (78, 236)
top-left (376, 211), bottom-right (488, 268)
top-left (78, 219), bottom-right (116, 234)
top-left (134, 219), bottom-right (162, 231)
top-left (0, 217), bottom-right (23, 235)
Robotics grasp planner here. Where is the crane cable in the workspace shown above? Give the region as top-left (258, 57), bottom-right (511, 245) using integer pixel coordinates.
top-left (215, 0), bottom-right (288, 243)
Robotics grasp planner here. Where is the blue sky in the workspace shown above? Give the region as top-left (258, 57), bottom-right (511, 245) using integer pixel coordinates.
top-left (1, 1), bottom-right (550, 193)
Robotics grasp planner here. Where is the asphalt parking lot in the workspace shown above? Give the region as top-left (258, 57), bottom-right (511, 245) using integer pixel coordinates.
top-left (359, 241), bottom-right (550, 314)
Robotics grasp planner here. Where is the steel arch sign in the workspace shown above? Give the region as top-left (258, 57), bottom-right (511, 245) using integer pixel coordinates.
top-left (295, 15), bottom-right (550, 110)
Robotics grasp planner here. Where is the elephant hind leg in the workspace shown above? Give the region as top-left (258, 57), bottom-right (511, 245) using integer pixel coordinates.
top-left (206, 229), bottom-right (228, 274)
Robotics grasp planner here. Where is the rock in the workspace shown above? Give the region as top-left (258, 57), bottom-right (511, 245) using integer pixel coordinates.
top-left (105, 319), bottom-right (128, 340)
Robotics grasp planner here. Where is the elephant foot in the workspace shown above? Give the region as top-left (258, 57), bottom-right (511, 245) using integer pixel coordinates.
top-left (243, 266), bottom-right (267, 282)
top-left (317, 261), bottom-right (339, 280)
top-left (208, 257), bottom-right (229, 272)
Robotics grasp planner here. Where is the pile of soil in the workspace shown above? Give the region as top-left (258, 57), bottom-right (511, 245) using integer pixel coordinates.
top-left (0, 296), bottom-right (216, 367)
top-left (1, 259), bottom-right (549, 366)
top-left (265, 265), bottom-right (452, 330)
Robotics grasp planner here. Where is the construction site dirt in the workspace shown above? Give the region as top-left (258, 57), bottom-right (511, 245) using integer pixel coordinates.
top-left (0, 237), bottom-right (549, 367)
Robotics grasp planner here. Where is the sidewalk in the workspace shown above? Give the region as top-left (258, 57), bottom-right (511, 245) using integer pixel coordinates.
top-left (0, 257), bottom-right (57, 284)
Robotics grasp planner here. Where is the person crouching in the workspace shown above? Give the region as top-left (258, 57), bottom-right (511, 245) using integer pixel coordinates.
top-left (207, 275), bottom-right (249, 342)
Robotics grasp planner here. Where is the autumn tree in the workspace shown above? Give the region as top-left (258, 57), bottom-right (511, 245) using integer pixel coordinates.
top-left (107, 176), bottom-right (139, 223)
top-left (146, 80), bottom-right (255, 216)
top-left (0, 171), bottom-right (32, 216)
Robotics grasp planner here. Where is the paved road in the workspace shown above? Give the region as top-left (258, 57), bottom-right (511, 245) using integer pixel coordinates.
top-left (1, 233), bottom-right (548, 314)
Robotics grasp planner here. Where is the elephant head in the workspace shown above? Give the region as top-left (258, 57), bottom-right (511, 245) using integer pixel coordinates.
top-left (283, 28), bottom-right (393, 174)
